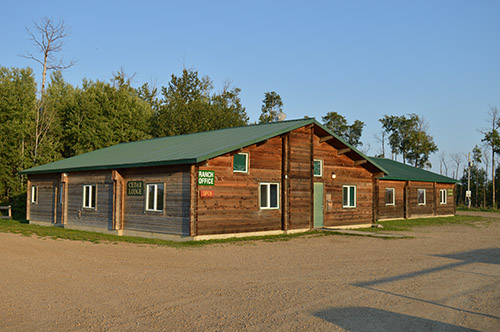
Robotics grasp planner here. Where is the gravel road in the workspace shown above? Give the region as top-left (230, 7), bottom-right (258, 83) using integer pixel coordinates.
top-left (1, 218), bottom-right (499, 331)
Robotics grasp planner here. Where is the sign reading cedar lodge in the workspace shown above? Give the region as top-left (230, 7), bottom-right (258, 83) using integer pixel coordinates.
top-left (127, 181), bottom-right (144, 196)
top-left (198, 170), bottom-right (215, 186)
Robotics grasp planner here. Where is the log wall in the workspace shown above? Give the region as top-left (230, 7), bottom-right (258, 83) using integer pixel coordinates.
top-left (196, 136), bottom-right (283, 235)
top-left (312, 135), bottom-right (374, 227)
top-left (28, 174), bottom-right (59, 223)
top-left (65, 171), bottom-right (113, 229)
top-left (376, 180), bottom-right (406, 220)
top-left (120, 166), bottom-right (191, 236)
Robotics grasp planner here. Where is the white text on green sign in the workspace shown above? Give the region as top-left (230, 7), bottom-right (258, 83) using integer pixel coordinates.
top-left (198, 170), bottom-right (215, 186)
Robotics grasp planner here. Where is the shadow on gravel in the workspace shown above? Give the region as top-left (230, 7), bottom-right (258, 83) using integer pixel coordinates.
top-left (435, 247), bottom-right (500, 265)
top-left (313, 307), bottom-right (479, 332)
top-left (352, 247), bottom-right (500, 321)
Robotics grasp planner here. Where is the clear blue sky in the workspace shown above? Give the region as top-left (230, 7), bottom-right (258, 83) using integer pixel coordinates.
top-left (2, 0), bottom-right (499, 174)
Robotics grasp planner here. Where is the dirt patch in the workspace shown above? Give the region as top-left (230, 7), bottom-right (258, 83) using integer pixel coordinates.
top-left (1, 220), bottom-right (499, 331)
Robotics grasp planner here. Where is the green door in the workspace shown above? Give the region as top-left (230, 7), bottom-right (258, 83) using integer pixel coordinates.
top-left (314, 182), bottom-right (324, 228)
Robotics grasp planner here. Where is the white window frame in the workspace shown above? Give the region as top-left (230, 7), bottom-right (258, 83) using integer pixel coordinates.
top-left (440, 189), bottom-right (447, 205)
top-left (385, 188), bottom-right (395, 206)
top-left (417, 189), bottom-right (426, 205)
top-left (342, 185), bottom-right (357, 208)
top-left (259, 182), bottom-right (280, 210)
top-left (82, 184), bottom-right (96, 209)
top-left (31, 185), bottom-right (38, 204)
top-left (313, 159), bottom-right (323, 177)
top-left (145, 183), bottom-right (164, 212)
top-left (233, 152), bottom-right (249, 173)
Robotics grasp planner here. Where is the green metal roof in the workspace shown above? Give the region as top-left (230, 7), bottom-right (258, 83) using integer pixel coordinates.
top-left (371, 157), bottom-right (459, 184)
top-left (21, 118), bottom-right (387, 175)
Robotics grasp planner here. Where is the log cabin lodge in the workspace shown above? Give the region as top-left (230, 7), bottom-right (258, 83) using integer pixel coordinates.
top-left (21, 119), bottom-right (458, 241)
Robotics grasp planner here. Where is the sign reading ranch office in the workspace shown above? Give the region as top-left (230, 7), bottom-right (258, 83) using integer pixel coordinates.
top-left (127, 181), bottom-right (144, 196)
top-left (198, 170), bottom-right (215, 186)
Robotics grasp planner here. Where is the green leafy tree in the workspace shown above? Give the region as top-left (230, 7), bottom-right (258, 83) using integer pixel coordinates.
top-left (63, 76), bottom-right (153, 156)
top-left (379, 114), bottom-right (437, 167)
top-left (259, 91), bottom-right (283, 123)
top-left (322, 111), bottom-right (365, 147)
top-left (0, 67), bottom-right (37, 200)
top-left (153, 69), bottom-right (248, 137)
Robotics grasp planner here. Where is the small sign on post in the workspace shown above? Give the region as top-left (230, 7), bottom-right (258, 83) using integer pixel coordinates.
top-left (127, 181), bottom-right (144, 196)
top-left (465, 190), bottom-right (471, 198)
top-left (198, 170), bottom-right (215, 186)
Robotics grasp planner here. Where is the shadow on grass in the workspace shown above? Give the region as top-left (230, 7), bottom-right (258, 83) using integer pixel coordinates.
top-left (313, 307), bottom-right (479, 332)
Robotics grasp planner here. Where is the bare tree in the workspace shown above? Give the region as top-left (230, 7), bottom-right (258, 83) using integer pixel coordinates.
top-left (481, 106), bottom-right (500, 207)
top-left (439, 152), bottom-right (448, 176)
top-left (451, 153), bottom-right (462, 179)
top-left (21, 17), bottom-right (75, 163)
top-left (373, 131), bottom-right (385, 157)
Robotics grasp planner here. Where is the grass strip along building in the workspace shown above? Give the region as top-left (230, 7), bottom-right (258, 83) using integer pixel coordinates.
top-left (21, 119), bottom-right (458, 241)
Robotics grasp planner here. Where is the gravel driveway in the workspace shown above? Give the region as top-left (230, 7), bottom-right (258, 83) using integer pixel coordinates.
top-left (1, 218), bottom-right (499, 331)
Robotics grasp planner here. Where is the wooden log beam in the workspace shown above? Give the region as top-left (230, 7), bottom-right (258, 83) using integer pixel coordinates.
top-left (319, 135), bottom-right (333, 143)
top-left (354, 159), bottom-right (367, 166)
top-left (337, 148), bottom-right (351, 155)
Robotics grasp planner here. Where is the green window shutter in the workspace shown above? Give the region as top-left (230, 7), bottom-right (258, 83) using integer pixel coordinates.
top-left (342, 186), bottom-right (348, 206)
top-left (350, 186), bottom-right (355, 207)
top-left (233, 153), bottom-right (247, 172)
top-left (313, 160), bottom-right (322, 176)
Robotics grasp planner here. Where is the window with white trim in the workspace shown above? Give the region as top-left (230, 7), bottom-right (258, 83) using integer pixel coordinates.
top-left (417, 189), bottom-right (426, 205)
top-left (440, 189), bottom-right (447, 204)
top-left (31, 185), bottom-right (38, 204)
top-left (259, 183), bottom-right (279, 209)
top-left (146, 183), bottom-right (164, 212)
top-left (313, 159), bottom-right (323, 177)
top-left (385, 188), bottom-right (395, 205)
top-left (83, 184), bottom-right (96, 209)
top-left (342, 185), bottom-right (356, 208)
top-left (59, 184), bottom-right (63, 205)
top-left (233, 153), bottom-right (249, 173)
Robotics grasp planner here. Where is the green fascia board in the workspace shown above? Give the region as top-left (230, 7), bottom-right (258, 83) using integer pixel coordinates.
top-left (20, 118), bottom-right (388, 176)
top-left (372, 157), bottom-right (459, 184)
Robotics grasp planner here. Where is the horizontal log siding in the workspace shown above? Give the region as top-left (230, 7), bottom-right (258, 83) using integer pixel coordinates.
top-left (288, 127), bottom-right (312, 229)
top-left (313, 136), bottom-right (374, 227)
top-left (436, 183), bottom-right (455, 215)
top-left (66, 171), bottom-right (113, 229)
top-left (377, 180), bottom-right (405, 220)
top-left (120, 166), bottom-right (190, 236)
top-left (407, 181), bottom-right (435, 217)
top-left (28, 174), bottom-right (59, 223)
top-left (196, 136), bottom-right (283, 235)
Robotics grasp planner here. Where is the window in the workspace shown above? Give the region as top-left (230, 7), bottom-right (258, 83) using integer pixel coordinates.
top-left (59, 184), bottom-right (63, 205)
top-left (233, 153), bottom-right (248, 173)
top-left (83, 185), bottom-right (96, 209)
top-left (313, 159), bottom-right (323, 177)
top-left (342, 185), bottom-right (356, 208)
top-left (146, 183), bottom-right (164, 212)
top-left (385, 188), bottom-right (395, 205)
top-left (260, 183), bottom-right (279, 209)
top-left (440, 189), bottom-right (447, 204)
top-left (31, 186), bottom-right (38, 204)
top-left (417, 189), bottom-right (426, 205)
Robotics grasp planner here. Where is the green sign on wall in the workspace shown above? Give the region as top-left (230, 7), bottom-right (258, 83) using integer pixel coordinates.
top-left (447, 188), bottom-right (454, 196)
top-left (127, 181), bottom-right (144, 196)
top-left (198, 170), bottom-right (215, 186)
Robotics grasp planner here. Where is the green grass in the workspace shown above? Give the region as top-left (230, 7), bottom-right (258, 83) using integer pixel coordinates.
top-left (0, 214), bottom-right (494, 247)
top-left (362, 215), bottom-right (487, 232)
top-left (0, 219), bottom-right (328, 248)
